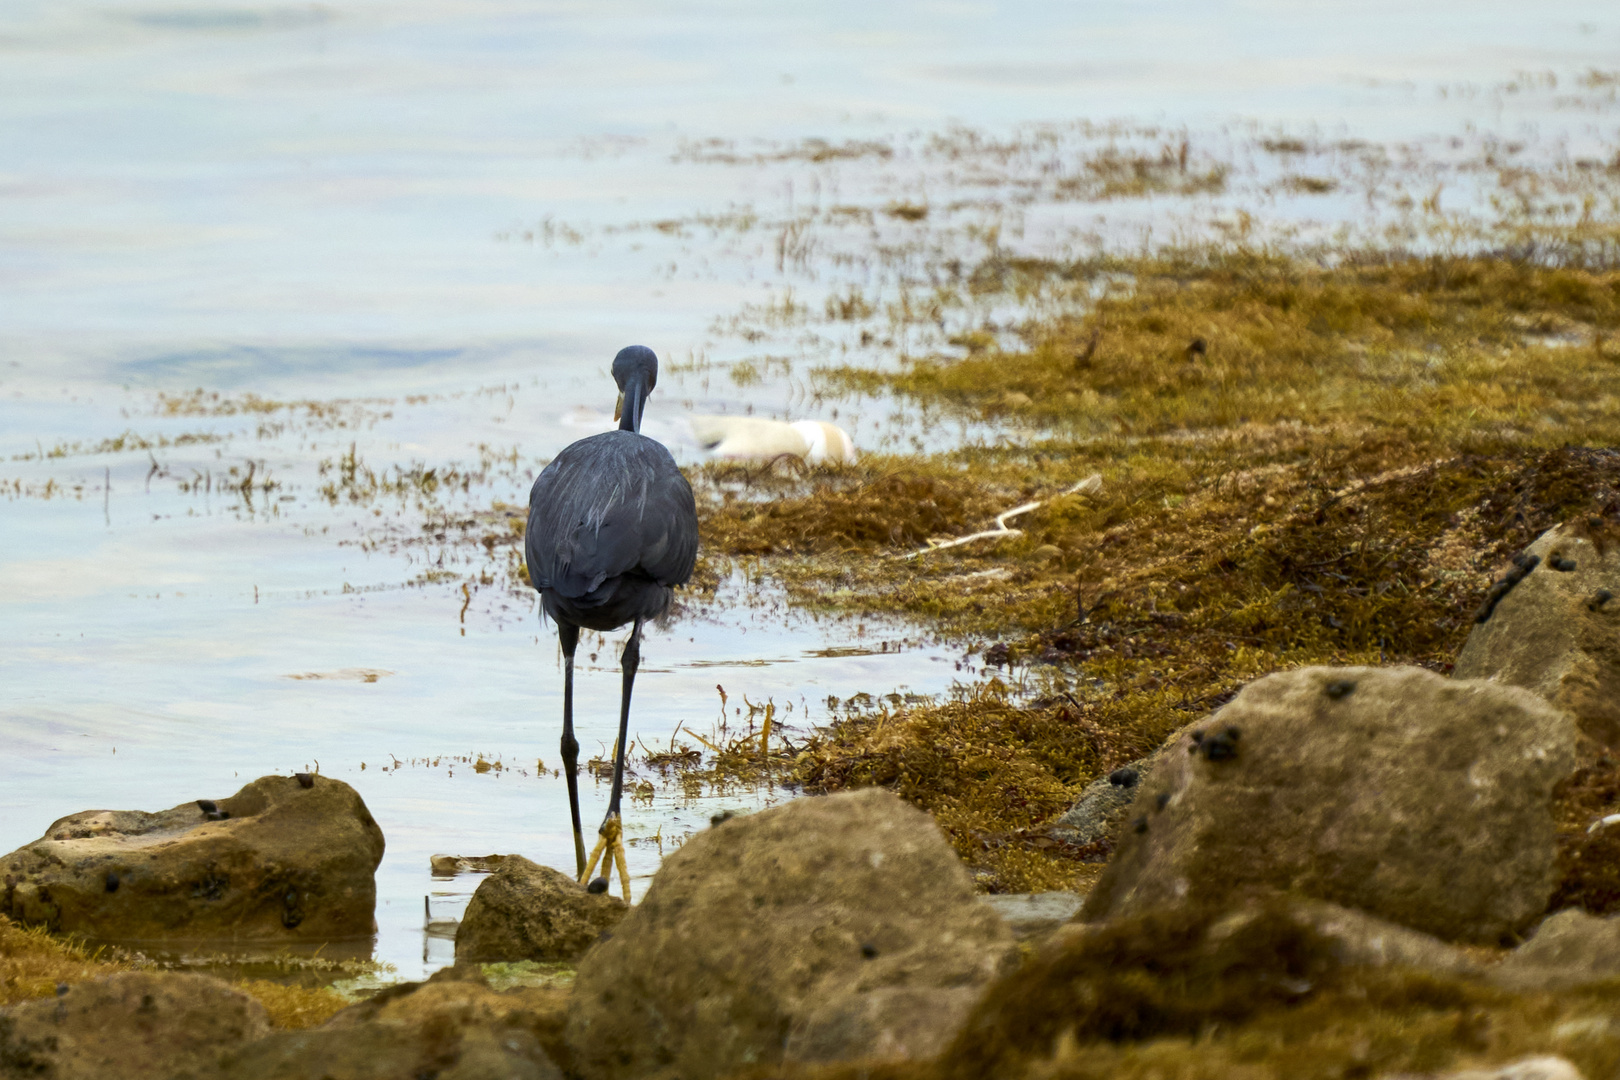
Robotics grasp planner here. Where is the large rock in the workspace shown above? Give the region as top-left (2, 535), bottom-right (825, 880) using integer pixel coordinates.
top-left (0, 775), bottom-right (384, 943)
top-left (1080, 666), bottom-right (1576, 944)
top-left (0, 971), bottom-right (271, 1079)
top-left (1454, 521), bottom-right (1620, 747)
top-left (1491, 908), bottom-right (1620, 991)
top-left (564, 788), bottom-right (1016, 1079)
top-left (455, 855), bottom-right (626, 963)
top-left (218, 968), bottom-right (565, 1080)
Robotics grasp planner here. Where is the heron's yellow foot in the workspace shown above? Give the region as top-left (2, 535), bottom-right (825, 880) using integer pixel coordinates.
top-left (580, 813), bottom-right (632, 902)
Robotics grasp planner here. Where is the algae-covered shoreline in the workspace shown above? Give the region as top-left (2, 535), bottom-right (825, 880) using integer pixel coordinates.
top-left (667, 244), bottom-right (1620, 894)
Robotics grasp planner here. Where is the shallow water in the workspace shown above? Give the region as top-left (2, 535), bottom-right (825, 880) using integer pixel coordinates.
top-left (2, 0), bottom-right (1618, 979)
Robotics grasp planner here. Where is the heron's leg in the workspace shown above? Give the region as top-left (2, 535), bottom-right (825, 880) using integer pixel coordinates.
top-left (587, 617), bottom-right (641, 900)
top-left (558, 621), bottom-right (587, 878)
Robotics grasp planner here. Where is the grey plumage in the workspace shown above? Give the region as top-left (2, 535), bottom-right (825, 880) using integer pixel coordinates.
top-left (523, 344), bottom-right (697, 894)
top-left (526, 431), bottom-right (697, 630)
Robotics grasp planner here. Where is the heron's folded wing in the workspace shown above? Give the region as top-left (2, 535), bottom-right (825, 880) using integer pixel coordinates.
top-left (637, 468), bottom-right (698, 587)
top-left (526, 437), bottom-right (698, 597)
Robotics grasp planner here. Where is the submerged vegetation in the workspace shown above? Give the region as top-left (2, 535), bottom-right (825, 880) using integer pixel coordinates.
top-left (0, 916), bottom-right (348, 1029)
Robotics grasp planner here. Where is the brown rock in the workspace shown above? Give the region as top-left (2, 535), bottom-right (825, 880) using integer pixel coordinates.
top-left (564, 788), bottom-right (1016, 1079)
top-left (1050, 894), bottom-right (1477, 983)
top-left (1080, 666), bottom-right (1576, 944)
top-left (1491, 908), bottom-right (1620, 991)
top-left (0, 971), bottom-right (270, 1079)
top-left (785, 985), bottom-right (981, 1064)
top-left (0, 775), bottom-right (385, 943)
top-left (455, 856), bottom-right (625, 963)
top-left (218, 968), bottom-right (565, 1080)
top-left (1265, 896), bottom-right (1482, 977)
top-left (1454, 521), bottom-right (1620, 747)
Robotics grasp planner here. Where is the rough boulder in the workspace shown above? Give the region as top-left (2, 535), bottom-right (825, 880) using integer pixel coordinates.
top-left (1079, 666), bottom-right (1575, 944)
top-left (0, 971), bottom-right (271, 1079)
top-left (1, 775), bottom-right (384, 943)
top-left (1454, 520), bottom-right (1620, 747)
top-left (217, 967), bottom-right (565, 1080)
top-left (455, 855), bottom-right (626, 963)
top-left (564, 787), bottom-right (1016, 1079)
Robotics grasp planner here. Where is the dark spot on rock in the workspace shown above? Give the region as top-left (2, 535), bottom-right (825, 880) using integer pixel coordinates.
top-left (1551, 553), bottom-right (1578, 572)
top-left (1324, 679), bottom-right (1356, 700)
top-left (1108, 767), bottom-right (1139, 789)
top-left (1132, 816), bottom-right (1149, 834)
top-left (281, 890), bottom-right (303, 929)
top-left (139, 994), bottom-right (155, 1012)
top-left (1474, 552), bottom-right (1541, 623)
top-left (204, 810), bottom-right (230, 822)
top-left (55, 984), bottom-right (68, 998)
top-left (1186, 337), bottom-right (1207, 360)
top-left (1590, 588), bottom-right (1615, 612)
top-left (195, 799), bottom-right (217, 815)
top-left (1199, 727), bottom-right (1241, 763)
top-left (587, 877), bottom-right (609, 895)
top-left (709, 810), bottom-right (735, 828)
top-left (295, 772), bottom-right (315, 789)
top-left (1155, 792), bottom-right (1171, 811)
top-left (191, 874), bottom-right (228, 901)
top-left (104, 872), bottom-right (118, 893)
top-left (860, 943), bottom-right (878, 959)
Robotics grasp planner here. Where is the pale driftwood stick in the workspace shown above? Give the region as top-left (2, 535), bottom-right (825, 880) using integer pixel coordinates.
top-left (897, 474), bottom-right (1103, 560)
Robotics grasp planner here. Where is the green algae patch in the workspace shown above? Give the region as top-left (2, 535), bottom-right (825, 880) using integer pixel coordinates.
top-left (477, 959), bottom-right (576, 991)
top-left (232, 978), bottom-right (349, 1028)
top-left (0, 915), bottom-right (131, 1008)
top-left (0, 916), bottom-right (354, 1029)
top-left (796, 682), bottom-right (1150, 893)
top-left (696, 462), bottom-right (1002, 557)
top-left (825, 252), bottom-right (1620, 437)
top-left (671, 250), bottom-right (1620, 893)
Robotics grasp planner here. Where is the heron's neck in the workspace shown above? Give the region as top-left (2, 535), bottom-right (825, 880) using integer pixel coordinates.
top-left (619, 380), bottom-right (647, 433)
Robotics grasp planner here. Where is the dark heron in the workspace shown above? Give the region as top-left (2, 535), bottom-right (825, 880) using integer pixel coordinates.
top-left (525, 345), bottom-right (698, 899)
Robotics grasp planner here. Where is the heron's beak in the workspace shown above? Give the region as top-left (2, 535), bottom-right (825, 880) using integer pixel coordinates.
top-left (614, 392), bottom-right (624, 422)
top-left (617, 375), bottom-right (649, 432)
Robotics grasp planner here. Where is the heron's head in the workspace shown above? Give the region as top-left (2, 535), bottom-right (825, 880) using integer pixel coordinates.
top-left (611, 345), bottom-right (658, 433)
